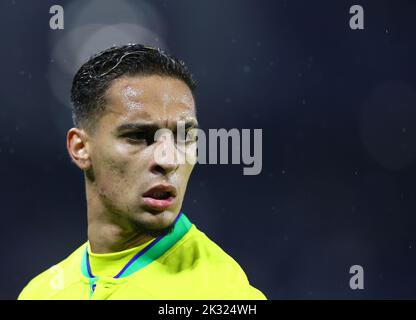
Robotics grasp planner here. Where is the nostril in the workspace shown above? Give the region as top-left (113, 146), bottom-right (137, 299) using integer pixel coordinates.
top-left (151, 160), bottom-right (178, 175)
top-left (151, 164), bottom-right (167, 175)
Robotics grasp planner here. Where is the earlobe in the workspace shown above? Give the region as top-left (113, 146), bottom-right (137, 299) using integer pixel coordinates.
top-left (66, 128), bottom-right (91, 170)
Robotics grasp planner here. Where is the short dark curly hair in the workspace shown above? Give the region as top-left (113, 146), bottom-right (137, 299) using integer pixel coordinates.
top-left (70, 44), bottom-right (197, 131)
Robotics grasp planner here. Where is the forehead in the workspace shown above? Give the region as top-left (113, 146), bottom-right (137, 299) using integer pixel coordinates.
top-left (100, 75), bottom-right (196, 129)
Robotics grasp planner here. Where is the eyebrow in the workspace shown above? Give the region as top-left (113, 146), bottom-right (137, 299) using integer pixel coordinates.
top-left (115, 120), bottom-right (199, 133)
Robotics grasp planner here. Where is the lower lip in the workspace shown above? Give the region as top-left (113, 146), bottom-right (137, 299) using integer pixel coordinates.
top-left (142, 196), bottom-right (176, 211)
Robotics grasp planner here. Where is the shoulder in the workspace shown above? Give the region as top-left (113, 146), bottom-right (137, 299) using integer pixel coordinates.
top-left (18, 242), bottom-right (86, 300)
top-left (163, 224), bottom-right (240, 266)
top-left (162, 224), bottom-right (267, 300)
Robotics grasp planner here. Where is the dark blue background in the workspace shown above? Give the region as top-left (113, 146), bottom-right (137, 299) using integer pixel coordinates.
top-left (1, 0), bottom-right (416, 299)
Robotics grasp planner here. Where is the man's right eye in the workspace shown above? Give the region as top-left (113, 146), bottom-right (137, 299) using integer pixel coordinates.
top-left (126, 132), bottom-right (145, 139)
top-left (124, 132), bottom-right (155, 145)
top-left (124, 132), bottom-right (146, 142)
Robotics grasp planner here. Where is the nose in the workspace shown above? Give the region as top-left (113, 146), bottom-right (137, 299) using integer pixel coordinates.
top-left (150, 129), bottom-right (180, 175)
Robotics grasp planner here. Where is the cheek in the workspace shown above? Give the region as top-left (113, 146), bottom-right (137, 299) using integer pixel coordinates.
top-left (91, 143), bottom-right (132, 191)
top-left (183, 163), bottom-right (195, 179)
top-left (95, 159), bottom-right (128, 202)
top-left (175, 163), bottom-right (195, 191)
top-left (97, 146), bottom-right (127, 178)
top-left (95, 145), bottom-right (152, 198)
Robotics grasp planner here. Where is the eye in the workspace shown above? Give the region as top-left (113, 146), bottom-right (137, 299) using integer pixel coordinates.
top-left (125, 132), bottom-right (145, 140)
top-left (185, 130), bottom-right (198, 143)
top-left (176, 130), bottom-right (197, 144)
top-left (123, 132), bottom-right (154, 145)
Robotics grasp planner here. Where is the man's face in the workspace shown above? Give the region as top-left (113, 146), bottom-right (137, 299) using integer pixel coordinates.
top-left (86, 75), bottom-right (198, 232)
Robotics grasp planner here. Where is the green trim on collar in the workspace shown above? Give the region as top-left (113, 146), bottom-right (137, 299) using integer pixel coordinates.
top-left (81, 212), bottom-right (192, 280)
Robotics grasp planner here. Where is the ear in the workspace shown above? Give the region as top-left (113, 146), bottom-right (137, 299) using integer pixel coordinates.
top-left (66, 127), bottom-right (92, 170)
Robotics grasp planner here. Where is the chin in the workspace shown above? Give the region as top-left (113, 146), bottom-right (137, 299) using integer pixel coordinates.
top-left (136, 209), bottom-right (178, 229)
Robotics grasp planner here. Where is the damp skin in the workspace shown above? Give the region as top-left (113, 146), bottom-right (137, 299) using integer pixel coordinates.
top-left (78, 74), bottom-right (198, 255)
top-left (119, 82), bottom-right (194, 119)
top-left (121, 86), bottom-right (144, 110)
top-left (90, 74), bottom-right (197, 216)
top-left (180, 94), bottom-right (194, 109)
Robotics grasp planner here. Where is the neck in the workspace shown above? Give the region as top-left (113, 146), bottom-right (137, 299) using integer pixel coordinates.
top-left (85, 183), bottom-right (154, 254)
top-left (87, 218), bottom-right (154, 254)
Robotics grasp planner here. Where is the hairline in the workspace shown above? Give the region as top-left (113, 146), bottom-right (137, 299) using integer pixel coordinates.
top-left (77, 72), bottom-right (197, 135)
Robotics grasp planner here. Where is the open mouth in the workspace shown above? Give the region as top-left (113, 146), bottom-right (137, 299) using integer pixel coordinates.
top-left (144, 190), bottom-right (172, 200)
top-left (142, 184), bottom-right (177, 210)
top-left (143, 184), bottom-right (177, 198)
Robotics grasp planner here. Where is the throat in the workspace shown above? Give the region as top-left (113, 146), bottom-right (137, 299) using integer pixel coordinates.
top-left (88, 221), bottom-right (155, 254)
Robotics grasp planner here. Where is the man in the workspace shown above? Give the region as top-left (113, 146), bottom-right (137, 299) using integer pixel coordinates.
top-left (18, 44), bottom-right (266, 300)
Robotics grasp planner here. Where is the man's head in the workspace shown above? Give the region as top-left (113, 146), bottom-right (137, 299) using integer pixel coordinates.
top-left (67, 44), bottom-right (198, 238)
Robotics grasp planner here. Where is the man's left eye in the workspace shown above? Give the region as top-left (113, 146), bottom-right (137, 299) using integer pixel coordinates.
top-left (177, 131), bottom-right (197, 143)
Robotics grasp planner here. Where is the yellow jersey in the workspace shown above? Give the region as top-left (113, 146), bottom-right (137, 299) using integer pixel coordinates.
top-left (18, 213), bottom-right (267, 300)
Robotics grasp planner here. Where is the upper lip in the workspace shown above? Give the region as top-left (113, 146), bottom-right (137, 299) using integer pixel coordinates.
top-left (142, 184), bottom-right (177, 198)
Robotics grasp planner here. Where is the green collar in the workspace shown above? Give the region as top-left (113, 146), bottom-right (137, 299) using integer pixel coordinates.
top-left (81, 212), bottom-right (192, 281)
